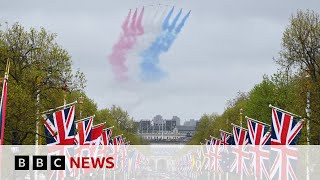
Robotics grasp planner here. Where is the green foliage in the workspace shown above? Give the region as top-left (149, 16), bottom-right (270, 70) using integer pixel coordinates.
top-left (0, 23), bottom-right (142, 145)
top-left (95, 105), bottom-right (146, 145)
top-left (0, 23), bottom-right (87, 144)
top-left (190, 9), bottom-right (320, 145)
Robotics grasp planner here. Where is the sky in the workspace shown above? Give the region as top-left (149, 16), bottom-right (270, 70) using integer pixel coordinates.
top-left (1, 0), bottom-right (320, 122)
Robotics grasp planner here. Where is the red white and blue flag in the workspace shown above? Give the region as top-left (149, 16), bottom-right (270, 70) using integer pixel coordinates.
top-left (102, 128), bottom-right (113, 145)
top-left (233, 125), bottom-right (249, 146)
top-left (247, 118), bottom-right (271, 145)
top-left (247, 117), bottom-right (271, 179)
top-left (209, 137), bottom-right (223, 173)
top-left (219, 130), bottom-right (235, 173)
top-left (220, 129), bottom-right (234, 154)
top-left (271, 108), bottom-right (304, 145)
top-left (43, 105), bottom-right (76, 145)
top-left (74, 117), bottom-right (93, 145)
top-left (270, 107), bottom-right (303, 180)
top-left (230, 125), bottom-right (251, 176)
top-left (0, 72), bottom-right (8, 145)
top-left (203, 139), bottom-right (212, 170)
top-left (116, 135), bottom-right (124, 145)
top-left (269, 145), bottom-right (299, 180)
top-left (220, 130), bottom-right (234, 146)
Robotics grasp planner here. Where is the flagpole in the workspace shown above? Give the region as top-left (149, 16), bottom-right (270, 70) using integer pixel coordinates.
top-left (93, 122), bottom-right (106, 127)
top-left (114, 134), bottom-right (124, 137)
top-left (74, 115), bottom-right (95, 123)
top-left (245, 116), bottom-right (271, 127)
top-left (39, 101), bottom-right (77, 114)
top-left (231, 123), bottom-right (249, 131)
top-left (219, 129), bottom-right (232, 135)
top-left (269, 104), bottom-right (303, 118)
top-left (104, 126), bottom-right (115, 131)
top-left (209, 135), bottom-right (221, 142)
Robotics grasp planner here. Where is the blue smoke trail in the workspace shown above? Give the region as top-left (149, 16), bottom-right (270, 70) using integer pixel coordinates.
top-left (162, 7), bottom-right (174, 30)
top-left (176, 10), bottom-right (191, 33)
top-left (168, 9), bottom-right (182, 32)
top-left (140, 8), bottom-right (191, 81)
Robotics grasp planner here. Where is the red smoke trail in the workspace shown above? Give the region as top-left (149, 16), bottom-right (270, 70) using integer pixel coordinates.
top-left (108, 7), bottom-right (144, 81)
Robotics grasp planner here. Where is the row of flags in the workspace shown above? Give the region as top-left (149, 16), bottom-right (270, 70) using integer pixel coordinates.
top-left (213, 106), bottom-right (304, 147)
top-left (40, 103), bottom-right (144, 179)
top-left (0, 61), bottom-right (151, 179)
top-left (46, 143), bottom-right (148, 179)
top-left (41, 104), bottom-right (128, 146)
top-left (176, 106), bottom-right (305, 179)
top-left (0, 59), bottom-right (128, 147)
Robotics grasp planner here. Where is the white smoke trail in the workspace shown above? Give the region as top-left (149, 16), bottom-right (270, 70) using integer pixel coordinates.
top-left (127, 5), bottom-right (168, 81)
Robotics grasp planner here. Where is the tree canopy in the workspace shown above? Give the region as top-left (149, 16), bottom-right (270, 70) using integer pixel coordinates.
top-left (0, 23), bottom-right (143, 145)
top-left (190, 10), bottom-right (320, 145)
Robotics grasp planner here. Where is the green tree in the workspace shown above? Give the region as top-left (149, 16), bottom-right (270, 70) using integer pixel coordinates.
top-left (95, 105), bottom-right (144, 145)
top-left (0, 23), bottom-right (86, 144)
top-left (277, 10), bottom-right (320, 144)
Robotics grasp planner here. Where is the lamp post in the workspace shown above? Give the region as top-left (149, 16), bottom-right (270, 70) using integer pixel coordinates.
top-left (79, 95), bottom-right (84, 119)
top-left (62, 82), bottom-right (68, 107)
top-left (27, 45), bottom-right (41, 180)
top-left (305, 70), bottom-right (311, 145)
top-left (240, 108), bottom-right (243, 127)
top-left (118, 120), bottom-right (121, 129)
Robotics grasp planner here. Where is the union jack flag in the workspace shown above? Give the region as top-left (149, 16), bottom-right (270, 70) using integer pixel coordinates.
top-left (115, 135), bottom-right (123, 145)
top-left (230, 125), bottom-right (251, 176)
top-left (102, 128), bottom-right (113, 145)
top-left (247, 118), bottom-right (271, 145)
top-left (220, 129), bottom-right (234, 154)
top-left (233, 125), bottom-right (249, 146)
top-left (43, 105), bottom-right (75, 145)
top-left (206, 139), bottom-right (211, 145)
top-left (109, 138), bottom-right (114, 145)
top-left (270, 145), bottom-right (299, 180)
top-left (209, 137), bottom-right (223, 173)
top-left (118, 136), bottom-right (124, 145)
top-left (75, 117), bottom-right (93, 145)
top-left (203, 139), bottom-right (212, 170)
top-left (220, 130), bottom-right (234, 146)
top-left (247, 118), bottom-right (271, 179)
top-left (271, 108), bottom-right (304, 145)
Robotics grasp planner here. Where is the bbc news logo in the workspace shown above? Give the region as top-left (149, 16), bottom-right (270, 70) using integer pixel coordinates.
top-left (15, 156), bottom-right (114, 170)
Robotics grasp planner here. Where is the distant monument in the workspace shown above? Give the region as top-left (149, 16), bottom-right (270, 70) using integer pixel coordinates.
top-left (137, 115), bottom-right (198, 143)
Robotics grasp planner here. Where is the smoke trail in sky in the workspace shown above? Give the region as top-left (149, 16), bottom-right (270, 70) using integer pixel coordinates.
top-left (133, 5), bottom-right (168, 54)
top-left (108, 8), bottom-right (144, 81)
top-left (127, 5), bottom-right (168, 82)
top-left (140, 8), bottom-right (191, 81)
